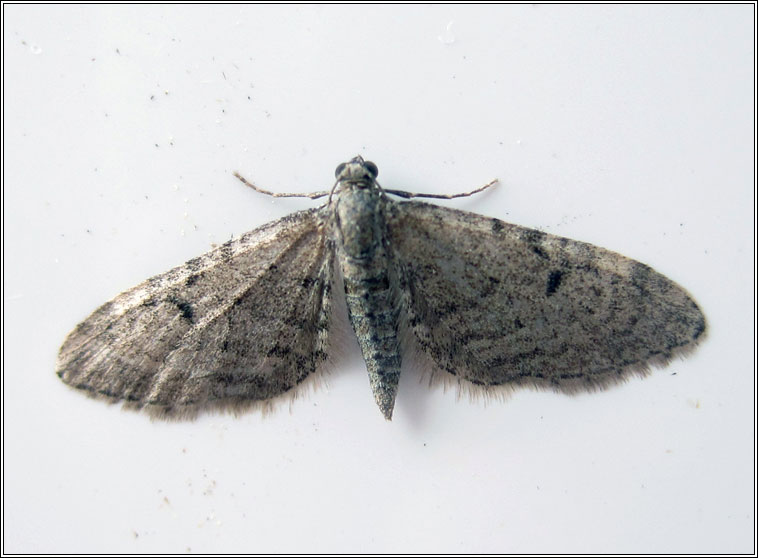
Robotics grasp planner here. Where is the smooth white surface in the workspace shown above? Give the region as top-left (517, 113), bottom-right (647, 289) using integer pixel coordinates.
top-left (3, 4), bottom-right (754, 554)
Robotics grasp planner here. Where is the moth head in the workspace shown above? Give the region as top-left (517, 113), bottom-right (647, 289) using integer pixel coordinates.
top-left (335, 156), bottom-right (379, 186)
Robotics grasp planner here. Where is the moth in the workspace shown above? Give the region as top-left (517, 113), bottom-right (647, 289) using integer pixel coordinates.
top-left (57, 156), bottom-right (706, 420)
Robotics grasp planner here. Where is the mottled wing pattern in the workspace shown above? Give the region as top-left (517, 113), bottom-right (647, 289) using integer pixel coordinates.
top-left (57, 207), bottom-right (333, 417)
top-left (388, 201), bottom-right (706, 392)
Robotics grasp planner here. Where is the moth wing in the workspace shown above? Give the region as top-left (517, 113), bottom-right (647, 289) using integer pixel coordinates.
top-left (57, 207), bottom-right (334, 417)
top-left (387, 201), bottom-right (706, 392)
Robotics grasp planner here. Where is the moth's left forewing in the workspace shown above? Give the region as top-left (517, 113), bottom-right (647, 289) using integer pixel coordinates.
top-left (387, 200), bottom-right (706, 394)
top-left (57, 206), bottom-right (336, 418)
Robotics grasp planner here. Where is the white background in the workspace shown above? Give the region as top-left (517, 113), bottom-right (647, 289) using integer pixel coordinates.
top-left (3, 4), bottom-right (754, 554)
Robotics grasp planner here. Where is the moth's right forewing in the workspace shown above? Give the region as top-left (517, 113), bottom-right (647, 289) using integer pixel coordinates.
top-left (387, 201), bottom-right (706, 393)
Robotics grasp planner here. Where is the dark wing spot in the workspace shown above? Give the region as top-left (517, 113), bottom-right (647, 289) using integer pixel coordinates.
top-left (185, 273), bottom-right (202, 287)
top-left (532, 245), bottom-right (549, 259)
top-left (168, 296), bottom-right (195, 322)
top-left (546, 270), bottom-right (564, 296)
top-left (301, 276), bottom-right (317, 289)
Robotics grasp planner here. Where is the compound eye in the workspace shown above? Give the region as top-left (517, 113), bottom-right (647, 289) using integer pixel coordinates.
top-left (334, 162), bottom-right (347, 178)
top-left (363, 161), bottom-right (378, 179)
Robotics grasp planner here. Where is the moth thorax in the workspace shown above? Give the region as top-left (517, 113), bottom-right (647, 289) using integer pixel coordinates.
top-left (335, 187), bottom-right (386, 261)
